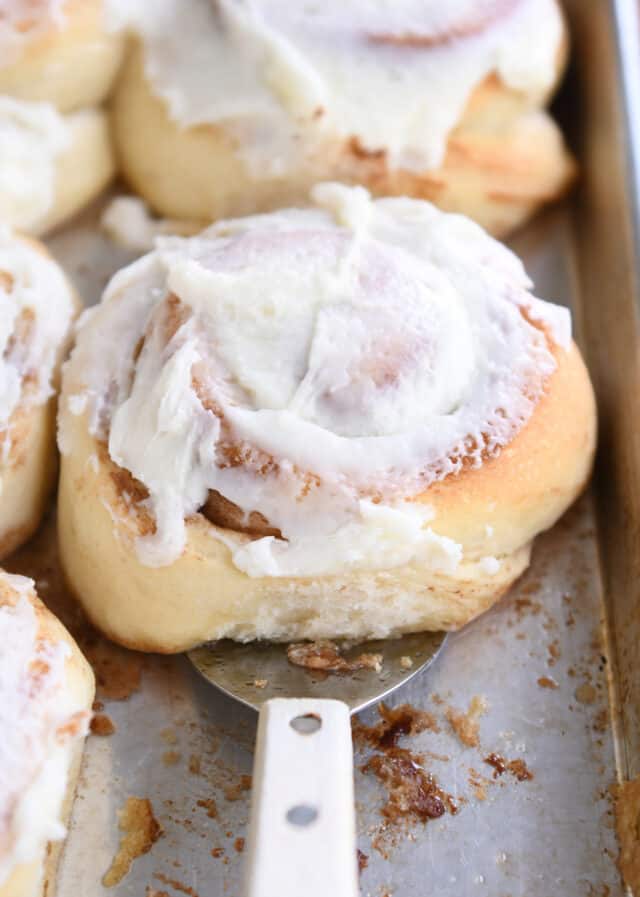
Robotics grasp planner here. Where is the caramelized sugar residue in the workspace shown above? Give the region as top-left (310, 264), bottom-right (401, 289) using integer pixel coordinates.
top-left (103, 798), bottom-right (162, 887)
top-left (287, 640), bottom-right (383, 674)
top-left (445, 696), bottom-right (488, 748)
top-left (354, 702), bottom-right (456, 853)
top-left (90, 714), bottom-right (116, 736)
top-left (363, 748), bottom-right (451, 823)
top-left (484, 753), bottom-right (533, 782)
top-left (352, 702), bottom-right (439, 749)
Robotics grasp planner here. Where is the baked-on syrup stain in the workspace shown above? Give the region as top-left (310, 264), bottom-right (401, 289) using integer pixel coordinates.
top-left (363, 748), bottom-right (450, 822)
top-left (354, 703), bottom-right (456, 840)
top-left (484, 753), bottom-right (534, 782)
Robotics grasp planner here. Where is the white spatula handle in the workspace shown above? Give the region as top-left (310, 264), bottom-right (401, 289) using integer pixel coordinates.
top-left (244, 698), bottom-right (359, 897)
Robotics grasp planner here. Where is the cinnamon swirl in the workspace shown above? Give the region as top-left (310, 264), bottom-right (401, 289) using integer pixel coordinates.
top-left (0, 228), bottom-right (77, 559)
top-left (0, 571), bottom-right (94, 897)
top-left (57, 184), bottom-right (596, 652)
top-left (109, 0), bottom-right (574, 237)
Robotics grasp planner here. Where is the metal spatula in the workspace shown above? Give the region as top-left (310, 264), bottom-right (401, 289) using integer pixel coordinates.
top-left (189, 631), bottom-right (446, 897)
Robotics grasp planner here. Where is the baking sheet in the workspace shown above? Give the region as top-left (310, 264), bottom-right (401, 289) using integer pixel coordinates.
top-left (8, 0), bottom-right (639, 894)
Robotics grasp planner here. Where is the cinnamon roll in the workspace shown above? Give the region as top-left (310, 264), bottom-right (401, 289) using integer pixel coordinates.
top-left (0, 228), bottom-right (78, 559)
top-left (57, 184), bottom-right (596, 652)
top-left (0, 97), bottom-right (114, 235)
top-left (109, 0), bottom-right (574, 237)
top-left (0, 1), bottom-right (121, 233)
top-left (0, 571), bottom-right (94, 897)
top-left (0, 0), bottom-right (123, 112)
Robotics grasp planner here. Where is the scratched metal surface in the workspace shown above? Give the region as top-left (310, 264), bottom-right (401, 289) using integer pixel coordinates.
top-left (33, 2), bottom-right (635, 894)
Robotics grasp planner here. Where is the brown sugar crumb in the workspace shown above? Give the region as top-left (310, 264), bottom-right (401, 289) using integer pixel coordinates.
top-left (188, 754), bottom-right (201, 775)
top-left (357, 849), bottom-right (369, 873)
top-left (537, 676), bottom-right (559, 690)
top-left (162, 751), bottom-right (181, 767)
top-left (484, 753), bottom-right (533, 782)
top-left (160, 728), bottom-right (177, 745)
top-left (575, 683), bottom-right (597, 705)
top-left (153, 873), bottom-right (198, 897)
top-left (92, 700), bottom-right (104, 711)
top-left (352, 702), bottom-right (439, 750)
top-left (399, 656), bottom-right (414, 670)
top-left (547, 640), bottom-right (561, 667)
top-left (593, 708), bottom-right (609, 733)
top-left (445, 696), bottom-right (488, 748)
top-left (102, 798), bottom-right (162, 887)
top-left (362, 748), bottom-right (449, 824)
top-left (287, 640), bottom-right (382, 674)
top-left (468, 767), bottom-right (491, 801)
top-left (196, 798), bottom-right (218, 819)
top-left (224, 774), bottom-right (252, 801)
top-left (211, 847), bottom-right (225, 859)
top-left (615, 776), bottom-right (640, 895)
top-left (234, 837), bottom-right (245, 853)
top-left (253, 679), bottom-right (268, 689)
top-left (84, 634), bottom-right (144, 701)
top-left (90, 714), bottom-right (116, 736)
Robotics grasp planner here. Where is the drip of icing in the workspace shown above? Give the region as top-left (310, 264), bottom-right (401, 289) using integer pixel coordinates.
top-left (0, 224), bottom-right (75, 432)
top-left (0, 97), bottom-right (71, 231)
top-left (61, 184), bottom-right (571, 576)
top-left (105, 0), bottom-right (563, 174)
top-left (0, 575), bottom-right (86, 886)
top-left (0, 0), bottom-right (66, 67)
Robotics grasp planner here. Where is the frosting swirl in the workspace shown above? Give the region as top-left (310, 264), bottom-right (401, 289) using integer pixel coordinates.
top-left (62, 184), bottom-right (570, 577)
top-left (0, 227), bottom-right (75, 453)
top-left (107, 0), bottom-right (563, 174)
top-left (0, 575), bottom-right (88, 885)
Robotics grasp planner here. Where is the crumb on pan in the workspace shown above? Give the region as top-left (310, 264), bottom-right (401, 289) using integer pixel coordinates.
top-left (223, 774), bottom-right (252, 802)
top-left (445, 696), bottom-right (488, 748)
top-left (287, 639), bottom-right (383, 673)
top-left (102, 798), bottom-right (162, 887)
top-left (153, 873), bottom-right (199, 897)
top-left (90, 713), bottom-right (116, 736)
top-left (484, 753), bottom-right (533, 782)
top-left (253, 678), bottom-right (268, 688)
top-left (353, 702), bottom-right (439, 750)
top-left (400, 656), bottom-right (414, 669)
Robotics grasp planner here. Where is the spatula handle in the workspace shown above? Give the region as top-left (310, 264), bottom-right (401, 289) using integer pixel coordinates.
top-left (244, 697), bottom-right (359, 897)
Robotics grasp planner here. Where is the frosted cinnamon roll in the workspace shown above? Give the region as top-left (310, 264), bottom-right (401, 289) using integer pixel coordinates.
top-left (0, 97), bottom-right (114, 234)
top-left (0, 571), bottom-right (94, 897)
top-left (109, 0), bottom-right (574, 237)
top-left (0, 0), bottom-right (123, 113)
top-left (0, 228), bottom-right (77, 559)
top-left (58, 185), bottom-right (596, 652)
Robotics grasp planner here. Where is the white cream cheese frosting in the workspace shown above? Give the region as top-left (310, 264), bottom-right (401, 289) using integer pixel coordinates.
top-left (60, 184), bottom-right (571, 578)
top-left (0, 0), bottom-right (66, 67)
top-left (0, 96), bottom-right (71, 231)
top-left (0, 225), bottom-right (75, 440)
top-left (106, 0), bottom-right (563, 174)
top-left (0, 574), bottom-right (89, 887)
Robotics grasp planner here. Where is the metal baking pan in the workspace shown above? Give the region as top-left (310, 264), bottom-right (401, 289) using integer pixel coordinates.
top-left (7, 0), bottom-right (639, 894)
